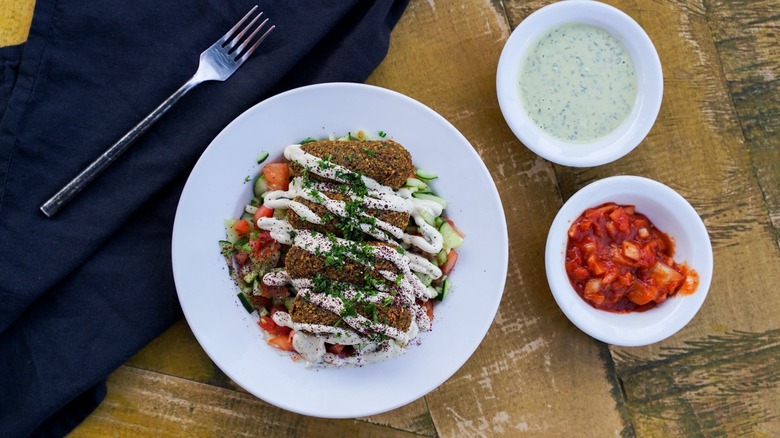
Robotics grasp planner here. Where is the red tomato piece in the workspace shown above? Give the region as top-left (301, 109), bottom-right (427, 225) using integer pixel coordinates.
top-left (268, 332), bottom-right (295, 352)
top-left (258, 315), bottom-right (290, 336)
top-left (422, 300), bottom-right (434, 321)
top-left (253, 205), bottom-right (274, 223)
top-left (440, 249), bottom-right (458, 276)
top-left (262, 163), bottom-right (290, 191)
top-left (232, 219), bottom-right (251, 235)
top-left (261, 283), bottom-right (290, 299)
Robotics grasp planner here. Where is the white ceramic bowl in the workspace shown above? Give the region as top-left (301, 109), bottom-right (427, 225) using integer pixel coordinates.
top-left (545, 176), bottom-right (713, 346)
top-left (496, 0), bottom-right (663, 167)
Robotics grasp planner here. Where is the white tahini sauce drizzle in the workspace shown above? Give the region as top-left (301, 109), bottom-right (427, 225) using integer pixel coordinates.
top-left (252, 143), bottom-right (451, 367)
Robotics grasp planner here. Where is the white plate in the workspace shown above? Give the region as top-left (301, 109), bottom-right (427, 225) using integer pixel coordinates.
top-left (172, 83), bottom-right (509, 418)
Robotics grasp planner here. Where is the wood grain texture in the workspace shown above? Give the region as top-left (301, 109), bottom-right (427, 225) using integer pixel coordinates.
top-left (369, 1), bottom-right (628, 436)
top-left (69, 366), bottom-right (430, 438)
top-left (0, 0), bottom-right (34, 46)
top-left (503, 1), bottom-right (780, 436)
top-left (2, 0), bottom-right (777, 436)
top-left (706, 0), bottom-right (780, 247)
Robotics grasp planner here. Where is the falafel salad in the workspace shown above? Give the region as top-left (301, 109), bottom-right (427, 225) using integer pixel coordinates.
top-left (219, 131), bottom-right (464, 367)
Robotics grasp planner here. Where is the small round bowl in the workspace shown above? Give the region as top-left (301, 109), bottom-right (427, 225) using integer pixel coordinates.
top-left (496, 1), bottom-right (663, 167)
top-left (545, 176), bottom-right (713, 346)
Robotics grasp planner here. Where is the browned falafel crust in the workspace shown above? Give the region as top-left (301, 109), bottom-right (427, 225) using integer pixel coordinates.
top-left (284, 243), bottom-right (399, 285)
top-left (289, 140), bottom-right (413, 190)
top-left (287, 193), bottom-right (410, 237)
top-left (289, 295), bottom-right (413, 331)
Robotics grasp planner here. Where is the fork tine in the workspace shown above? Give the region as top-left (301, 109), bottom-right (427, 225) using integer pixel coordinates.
top-left (219, 5), bottom-right (259, 44)
top-left (236, 20), bottom-right (274, 61)
top-left (226, 12), bottom-right (263, 52)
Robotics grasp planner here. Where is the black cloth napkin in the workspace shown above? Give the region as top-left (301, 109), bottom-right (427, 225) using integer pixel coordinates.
top-left (0, 1), bottom-right (409, 436)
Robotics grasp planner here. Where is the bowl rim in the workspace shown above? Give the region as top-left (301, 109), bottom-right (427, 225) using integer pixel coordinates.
top-left (496, 0), bottom-right (664, 167)
top-left (544, 175), bottom-right (713, 346)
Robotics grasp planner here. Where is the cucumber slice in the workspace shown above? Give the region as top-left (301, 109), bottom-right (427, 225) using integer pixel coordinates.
top-left (415, 271), bottom-right (434, 287)
top-left (256, 151), bottom-right (269, 164)
top-left (412, 192), bottom-right (447, 209)
top-left (415, 169), bottom-right (438, 180)
top-left (435, 249), bottom-right (448, 265)
top-left (439, 221), bottom-right (464, 249)
top-left (435, 277), bottom-right (453, 301)
top-left (418, 209), bottom-right (437, 227)
top-left (224, 219), bottom-right (240, 243)
top-left (237, 292), bottom-right (255, 313)
top-left (254, 174), bottom-right (269, 197)
top-left (404, 178), bottom-right (430, 190)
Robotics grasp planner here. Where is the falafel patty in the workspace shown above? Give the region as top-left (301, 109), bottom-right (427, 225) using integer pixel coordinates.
top-left (289, 140), bottom-right (413, 189)
top-left (287, 192), bottom-right (410, 238)
top-left (289, 295), bottom-right (413, 331)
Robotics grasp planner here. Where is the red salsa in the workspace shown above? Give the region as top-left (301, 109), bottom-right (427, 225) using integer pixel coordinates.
top-left (565, 203), bottom-right (698, 313)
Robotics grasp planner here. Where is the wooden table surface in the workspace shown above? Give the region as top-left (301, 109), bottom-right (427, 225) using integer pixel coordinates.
top-left (3, 0), bottom-right (779, 436)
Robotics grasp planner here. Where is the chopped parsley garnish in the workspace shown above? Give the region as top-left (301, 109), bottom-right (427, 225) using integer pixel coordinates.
top-left (300, 137), bottom-right (317, 144)
top-left (362, 147), bottom-right (376, 157)
top-left (378, 130), bottom-right (387, 138)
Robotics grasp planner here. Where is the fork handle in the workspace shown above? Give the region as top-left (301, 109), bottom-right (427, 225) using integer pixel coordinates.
top-left (40, 77), bottom-right (202, 217)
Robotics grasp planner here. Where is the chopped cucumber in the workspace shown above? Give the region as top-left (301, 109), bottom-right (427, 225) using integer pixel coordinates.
top-left (415, 271), bottom-right (433, 287)
top-left (237, 292), bottom-right (255, 313)
top-left (244, 204), bottom-right (259, 215)
top-left (412, 192), bottom-right (447, 209)
top-left (439, 221), bottom-right (464, 249)
top-left (224, 219), bottom-right (240, 243)
top-left (404, 178), bottom-right (430, 190)
top-left (243, 269), bottom-right (259, 284)
top-left (414, 169), bottom-right (438, 180)
top-left (418, 209), bottom-right (437, 227)
top-left (435, 249), bottom-right (448, 266)
top-left (434, 216), bottom-right (445, 228)
top-left (240, 211), bottom-right (254, 222)
top-left (426, 285), bottom-right (439, 300)
top-left (254, 174), bottom-right (269, 197)
top-left (435, 277), bottom-right (453, 301)
top-left (273, 208), bottom-right (287, 220)
top-left (256, 151), bottom-right (269, 164)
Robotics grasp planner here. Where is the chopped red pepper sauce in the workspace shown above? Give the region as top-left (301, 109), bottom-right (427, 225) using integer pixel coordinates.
top-left (565, 202), bottom-right (698, 313)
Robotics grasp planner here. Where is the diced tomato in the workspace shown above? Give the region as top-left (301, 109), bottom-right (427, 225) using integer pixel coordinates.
top-left (422, 300), bottom-right (434, 321)
top-left (251, 295), bottom-right (272, 310)
top-left (261, 283), bottom-right (290, 299)
top-left (327, 344), bottom-right (346, 355)
top-left (626, 282), bottom-right (657, 306)
top-left (253, 205), bottom-right (274, 223)
top-left (250, 230), bottom-right (280, 260)
top-left (258, 315), bottom-right (290, 336)
top-left (232, 219), bottom-right (251, 235)
top-left (268, 331), bottom-right (295, 352)
top-left (440, 249), bottom-right (458, 276)
top-left (609, 207), bottom-right (630, 233)
top-left (262, 163), bottom-right (290, 191)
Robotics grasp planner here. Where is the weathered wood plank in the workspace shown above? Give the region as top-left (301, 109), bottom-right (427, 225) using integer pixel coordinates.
top-left (369, 1), bottom-right (629, 436)
top-left (69, 366), bottom-right (429, 438)
top-left (707, 0), bottom-right (780, 247)
top-left (121, 319), bottom-right (436, 436)
top-left (0, 0), bottom-right (34, 46)
top-left (504, 0), bottom-right (780, 436)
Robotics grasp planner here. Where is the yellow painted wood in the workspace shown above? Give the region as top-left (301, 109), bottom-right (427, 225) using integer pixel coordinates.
top-left (69, 366), bottom-right (428, 438)
top-left (0, 0), bottom-right (34, 46)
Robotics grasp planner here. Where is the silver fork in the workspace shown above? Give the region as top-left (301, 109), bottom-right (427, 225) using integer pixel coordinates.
top-left (40, 6), bottom-right (275, 217)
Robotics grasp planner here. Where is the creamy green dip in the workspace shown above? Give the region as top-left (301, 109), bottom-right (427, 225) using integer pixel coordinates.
top-left (518, 23), bottom-right (638, 143)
